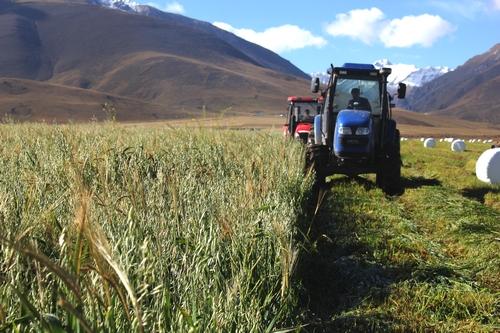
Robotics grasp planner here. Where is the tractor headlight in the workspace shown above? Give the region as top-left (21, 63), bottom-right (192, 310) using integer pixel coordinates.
top-left (355, 127), bottom-right (370, 136)
top-left (338, 126), bottom-right (352, 135)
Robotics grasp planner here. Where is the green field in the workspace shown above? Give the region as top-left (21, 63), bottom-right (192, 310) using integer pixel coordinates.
top-left (0, 125), bottom-right (498, 332)
top-left (299, 140), bottom-right (499, 332)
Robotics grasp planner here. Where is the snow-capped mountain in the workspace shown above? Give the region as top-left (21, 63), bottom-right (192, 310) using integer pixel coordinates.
top-left (403, 67), bottom-right (452, 87)
top-left (373, 59), bottom-right (452, 89)
top-left (373, 59), bottom-right (417, 89)
top-left (312, 60), bottom-right (452, 90)
top-left (90, 0), bottom-right (139, 12)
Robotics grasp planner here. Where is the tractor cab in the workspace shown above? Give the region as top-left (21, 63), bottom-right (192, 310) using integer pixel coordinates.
top-left (283, 96), bottom-right (322, 143)
top-left (307, 63), bottom-right (407, 194)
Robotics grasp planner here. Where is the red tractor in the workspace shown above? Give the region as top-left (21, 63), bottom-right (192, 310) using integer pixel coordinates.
top-left (282, 96), bottom-right (323, 143)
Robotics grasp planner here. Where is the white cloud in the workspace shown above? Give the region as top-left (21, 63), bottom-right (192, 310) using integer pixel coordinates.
top-left (380, 14), bottom-right (455, 48)
top-left (493, 0), bottom-right (500, 9)
top-left (165, 1), bottom-right (185, 14)
top-left (325, 8), bottom-right (454, 48)
top-left (212, 22), bottom-right (327, 53)
top-left (325, 8), bottom-right (385, 44)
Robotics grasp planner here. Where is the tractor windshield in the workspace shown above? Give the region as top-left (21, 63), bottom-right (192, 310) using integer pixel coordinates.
top-left (293, 102), bottom-right (320, 122)
top-left (332, 78), bottom-right (381, 115)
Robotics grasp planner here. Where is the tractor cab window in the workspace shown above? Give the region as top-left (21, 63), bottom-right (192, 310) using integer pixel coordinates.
top-left (292, 102), bottom-right (318, 123)
top-left (332, 78), bottom-right (381, 115)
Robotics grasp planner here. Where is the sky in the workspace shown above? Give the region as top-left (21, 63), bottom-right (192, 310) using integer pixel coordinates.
top-left (140, 0), bottom-right (500, 73)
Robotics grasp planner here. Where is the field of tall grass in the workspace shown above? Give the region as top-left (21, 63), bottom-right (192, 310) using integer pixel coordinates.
top-left (0, 124), bottom-right (310, 332)
top-left (0, 124), bottom-right (498, 332)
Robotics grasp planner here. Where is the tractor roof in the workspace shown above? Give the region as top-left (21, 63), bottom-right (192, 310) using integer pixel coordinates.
top-left (328, 63), bottom-right (391, 77)
top-left (287, 96), bottom-right (320, 103)
top-left (341, 63), bottom-right (375, 70)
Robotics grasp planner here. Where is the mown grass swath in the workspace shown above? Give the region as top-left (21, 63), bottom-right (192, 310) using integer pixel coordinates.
top-left (0, 124), bottom-right (310, 332)
top-left (297, 140), bottom-right (499, 332)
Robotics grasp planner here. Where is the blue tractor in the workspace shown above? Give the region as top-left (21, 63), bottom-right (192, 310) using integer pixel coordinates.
top-left (306, 63), bottom-right (407, 195)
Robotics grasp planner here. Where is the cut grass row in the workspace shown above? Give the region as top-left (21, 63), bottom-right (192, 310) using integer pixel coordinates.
top-left (298, 141), bottom-right (499, 332)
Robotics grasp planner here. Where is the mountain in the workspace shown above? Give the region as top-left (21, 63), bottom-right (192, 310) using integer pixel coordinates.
top-left (404, 67), bottom-right (451, 87)
top-left (0, 0), bottom-right (309, 122)
top-left (372, 59), bottom-right (451, 89)
top-left (408, 43), bottom-right (500, 123)
top-left (134, 7), bottom-right (310, 79)
top-left (90, 0), bottom-right (310, 79)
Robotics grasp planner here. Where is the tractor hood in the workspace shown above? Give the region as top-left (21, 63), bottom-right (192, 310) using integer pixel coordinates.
top-left (295, 122), bottom-right (312, 134)
top-left (334, 110), bottom-right (374, 159)
top-left (336, 110), bottom-right (371, 128)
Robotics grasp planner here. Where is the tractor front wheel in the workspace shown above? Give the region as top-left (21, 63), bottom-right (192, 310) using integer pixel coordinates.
top-left (305, 144), bottom-right (328, 189)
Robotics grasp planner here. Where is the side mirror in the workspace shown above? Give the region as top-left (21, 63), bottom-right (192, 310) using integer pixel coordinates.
top-left (311, 77), bottom-right (320, 94)
top-left (397, 82), bottom-right (407, 99)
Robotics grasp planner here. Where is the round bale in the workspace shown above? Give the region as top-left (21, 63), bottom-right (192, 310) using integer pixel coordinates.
top-left (476, 148), bottom-right (500, 184)
top-left (424, 138), bottom-right (436, 148)
top-left (451, 139), bottom-right (466, 152)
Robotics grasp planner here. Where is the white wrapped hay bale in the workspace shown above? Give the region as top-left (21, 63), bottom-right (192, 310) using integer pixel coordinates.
top-left (451, 139), bottom-right (466, 152)
top-left (476, 148), bottom-right (500, 184)
top-left (439, 138), bottom-right (443, 142)
top-left (424, 138), bottom-right (436, 148)
top-left (420, 138), bottom-right (425, 142)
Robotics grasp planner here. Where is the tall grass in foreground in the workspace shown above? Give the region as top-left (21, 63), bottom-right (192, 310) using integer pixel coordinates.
top-left (0, 124), bottom-right (310, 332)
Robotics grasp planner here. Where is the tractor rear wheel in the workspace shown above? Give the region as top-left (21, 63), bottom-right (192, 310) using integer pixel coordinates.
top-left (376, 130), bottom-right (402, 195)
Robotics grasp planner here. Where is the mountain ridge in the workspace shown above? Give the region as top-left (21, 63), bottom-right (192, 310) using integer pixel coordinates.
top-left (408, 43), bottom-right (500, 123)
top-left (90, 0), bottom-right (310, 79)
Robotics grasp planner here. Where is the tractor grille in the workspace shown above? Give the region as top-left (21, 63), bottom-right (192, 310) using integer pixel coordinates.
top-left (340, 136), bottom-right (369, 146)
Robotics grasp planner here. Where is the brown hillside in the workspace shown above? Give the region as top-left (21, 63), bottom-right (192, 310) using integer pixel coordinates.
top-left (0, 77), bottom-right (177, 121)
top-left (408, 43), bottom-right (500, 123)
top-left (0, 0), bottom-right (309, 121)
top-left (392, 108), bottom-right (500, 138)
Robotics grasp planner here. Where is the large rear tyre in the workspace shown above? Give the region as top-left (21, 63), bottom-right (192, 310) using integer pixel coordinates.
top-left (376, 130), bottom-right (403, 196)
